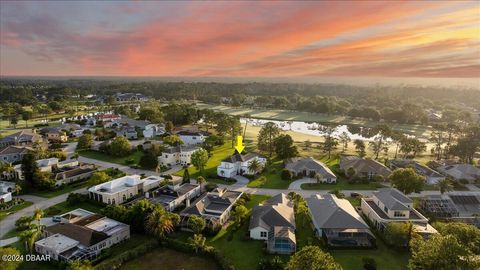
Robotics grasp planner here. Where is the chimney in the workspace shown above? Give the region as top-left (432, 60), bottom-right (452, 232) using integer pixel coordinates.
top-left (186, 198), bottom-right (190, 207)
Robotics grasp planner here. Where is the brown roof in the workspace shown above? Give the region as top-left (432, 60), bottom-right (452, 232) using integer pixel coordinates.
top-left (0, 145), bottom-right (33, 155)
top-left (45, 223), bottom-right (109, 247)
top-left (73, 214), bottom-right (104, 226)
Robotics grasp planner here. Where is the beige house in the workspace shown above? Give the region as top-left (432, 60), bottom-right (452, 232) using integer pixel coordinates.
top-left (88, 175), bottom-right (162, 205)
top-left (340, 156), bottom-right (392, 180)
top-left (158, 145), bottom-right (200, 167)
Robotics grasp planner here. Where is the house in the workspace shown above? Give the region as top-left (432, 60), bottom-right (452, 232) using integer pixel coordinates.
top-left (88, 175), bottom-right (162, 205)
top-left (53, 164), bottom-right (96, 186)
top-left (419, 195), bottom-right (459, 219)
top-left (96, 114), bottom-right (121, 125)
top-left (361, 188), bottom-right (437, 238)
top-left (146, 181), bottom-right (201, 211)
top-left (180, 188), bottom-right (243, 226)
top-left (108, 117), bottom-right (150, 129)
top-left (0, 130), bottom-right (44, 148)
top-left (388, 159), bottom-right (445, 184)
top-left (306, 194), bottom-right (375, 247)
top-left (176, 130), bottom-right (207, 145)
top-left (14, 158), bottom-right (88, 182)
top-left (45, 130), bottom-right (68, 143)
top-left (158, 145), bottom-right (200, 167)
top-left (35, 208), bottom-right (130, 261)
top-left (0, 145), bottom-right (33, 163)
top-left (436, 164), bottom-right (480, 183)
top-left (143, 124), bottom-right (166, 138)
top-left (0, 181), bottom-right (15, 203)
top-left (114, 93), bottom-right (148, 102)
top-left (284, 157), bottom-right (337, 183)
top-left (217, 152), bottom-right (267, 178)
top-left (115, 127), bottom-right (138, 140)
top-left (249, 193), bottom-right (296, 254)
top-left (340, 156), bottom-right (392, 181)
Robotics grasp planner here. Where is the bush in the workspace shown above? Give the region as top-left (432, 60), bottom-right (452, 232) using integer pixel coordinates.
top-left (362, 257), bottom-right (377, 270)
top-left (94, 241), bottom-right (158, 270)
top-left (66, 193), bottom-right (88, 205)
top-left (15, 216), bottom-right (34, 231)
top-left (125, 158), bottom-right (135, 165)
top-left (281, 169), bottom-right (293, 181)
top-left (205, 183), bottom-right (218, 192)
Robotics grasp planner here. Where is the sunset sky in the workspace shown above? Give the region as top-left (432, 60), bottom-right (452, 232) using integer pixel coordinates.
top-left (1, 1), bottom-right (479, 78)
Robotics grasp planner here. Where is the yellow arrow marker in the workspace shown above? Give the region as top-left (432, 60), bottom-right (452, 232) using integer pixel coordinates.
top-left (234, 135), bottom-right (245, 154)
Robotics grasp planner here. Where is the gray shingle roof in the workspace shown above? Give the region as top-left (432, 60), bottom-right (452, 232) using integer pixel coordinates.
top-left (284, 157), bottom-right (336, 179)
top-left (222, 152), bottom-right (263, 163)
top-left (374, 188), bottom-right (412, 211)
top-left (249, 193), bottom-right (295, 231)
top-left (306, 194), bottom-right (369, 230)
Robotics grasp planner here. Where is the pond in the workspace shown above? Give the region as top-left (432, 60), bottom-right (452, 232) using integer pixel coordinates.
top-left (241, 118), bottom-right (386, 141)
top-left (120, 248), bottom-right (220, 270)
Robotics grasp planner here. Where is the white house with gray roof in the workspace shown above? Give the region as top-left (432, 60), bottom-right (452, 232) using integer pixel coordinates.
top-left (284, 157), bottom-right (336, 183)
top-left (249, 193), bottom-right (296, 254)
top-left (307, 194), bottom-right (375, 247)
top-left (158, 145), bottom-right (200, 167)
top-left (361, 188), bottom-right (437, 237)
top-left (217, 152), bottom-right (266, 178)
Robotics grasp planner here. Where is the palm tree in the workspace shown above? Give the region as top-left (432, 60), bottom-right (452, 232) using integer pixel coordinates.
top-left (437, 178), bottom-right (453, 194)
top-left (314, 173), bottom-right (322, 184)
top-left (296, 202), bottom-right (309, 226)
top-left (248, 159), bottom-right (261, 176)
top-left (146, 208), bottom-right (180, 239)
top-left (196, 176), bottom-right (206, 193)
top-left (33, 208), bottom-right (44, 226)
top-left (26, 228), bottom-right (41, 252)
top-left (15, 183), bottom-right (22, 196)
top-left (189, 234), bottom-right (206, 253)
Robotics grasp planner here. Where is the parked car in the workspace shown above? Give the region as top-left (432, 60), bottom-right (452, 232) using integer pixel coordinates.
top-left (52, 216), bottom-right (61, 222)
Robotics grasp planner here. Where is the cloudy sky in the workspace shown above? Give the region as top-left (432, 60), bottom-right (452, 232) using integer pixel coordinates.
top-left (1, 1), bottom-right (479, 78)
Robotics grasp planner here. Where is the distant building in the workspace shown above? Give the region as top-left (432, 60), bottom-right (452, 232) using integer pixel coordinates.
top-left (143, 124), bottom-right (166, 139)
top-left (388, 159), bottom-right (445, 184)
top-left (0, 181), bottom-right (15, 203)
top-left (419, 195), bottom-right (459, 219)
top-left (88, 175), bottom-right (162, 205)
top-left (0, 130), bottom-right (45, 148)
top-left (176, 130), bottom-right (208, 145)
top-left (114, 93), bottom-right (148, 103)
top-left (284, 157), bottom-right (337, 183)
top-left (158, 145), bottom-right (200, 167)
top-left (217, 152), bottom-right (266, 178)
top-left (181, 188), bottom-right (243, 226)
top-left (0, 145), bottom-right (33, 163)
top-left (115, 127), bottom-right (138, 140)
top-left (35, 208), bottom-right (130, 261)
top-left (436, 164), bottom-right (480, 183)
top-left (249, 193), bottom-right (296, 254)
top-left (340, 156), bottom-right (391, 181)
top-left (307, 194), bottom-right (375, 247)
top-left (361, 188), bottom-right (437, 238)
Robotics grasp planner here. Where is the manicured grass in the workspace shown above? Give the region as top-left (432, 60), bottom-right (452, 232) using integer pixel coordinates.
top-left (43, 200), bottom-right (104, 217)
top-left (345, 196), bottom-right (361, 207)
top-left (78, 149), bottom-right (144, 166)
top-left (295, 213), bottom-right (321, 250)
top-left (27, 179), bottom-right (91, 198)
top-left (0, 201), bottom-right (33, 221)
top-left (329, 239), bottom-right (410, 270)
top-left (247, 159), bottom-right (290, 189)
top-left (204, 177), bottom-right (236, 185)
top-left (301, 180), bottom-right (384, 190)
top-left (174, 143), bottom-right (236, 181)
top-left (1, 228), bottom-right (21, 240)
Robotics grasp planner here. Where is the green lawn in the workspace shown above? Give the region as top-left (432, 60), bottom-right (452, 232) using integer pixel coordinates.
top-left (78, 149), bottom-right (144, 166)
top-left (345, 196), bottom-right (361, 207)
top-left (27, 179), bottom-right (91, 198)
top-left (330, 239), bottom-right (410, 270)
top-left (174, 143), bottom-right (236, 183)
top-left (0, 201), bottom-right (33, 221)
top-left (301, 180), bottom-right (385, 190)
top-left (247, 159), bottom-right (290, 189)
top-left (43, 200), bottom-right (104, 217)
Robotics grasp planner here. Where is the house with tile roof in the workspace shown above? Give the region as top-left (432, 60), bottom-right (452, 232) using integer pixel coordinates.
top-left (217, 152), bottom-right (266, 178)
top-left (307, 194), bottom-right (375, 247)
top-left (340, 156), bottom-right (391, 181)
top-left (0, 130), bottom-right (45, 148)
top-left (0, 145), bottom-right (33, 163)
top-left (361, 188), bottom-right (437, 237)
top-left (284, 157), bottom-right (336, 183)
top-left (249, 193), bottom-right (296, 254)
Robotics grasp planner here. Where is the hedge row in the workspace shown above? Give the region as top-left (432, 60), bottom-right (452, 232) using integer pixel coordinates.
top-left (94, 241), bottom-right (159, 270)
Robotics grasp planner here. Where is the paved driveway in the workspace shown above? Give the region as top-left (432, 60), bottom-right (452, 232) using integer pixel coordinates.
top-left (288, 178), bottom-right (316, 190)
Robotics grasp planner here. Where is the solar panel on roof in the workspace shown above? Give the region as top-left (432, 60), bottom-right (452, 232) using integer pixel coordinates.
top-left (450, 195), bottom-right (479, 205)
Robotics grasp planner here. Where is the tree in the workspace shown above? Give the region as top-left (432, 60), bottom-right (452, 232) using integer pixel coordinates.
top-left (163, 135), bottom-right (183, 146)
top-left (231, 205), bottom-right (248, 224)
top-left (22, 110), bottom-right (32, 128)
top-left (88, 171), bottom-right (111, 186)
top-left (0, 247), bottom-right (22, 270)
top-left (191, 149), bottom-right (209, 175)
top-left (9, 115), bottom-right (18, 128)
top-left (384, 222), bottom-right (415, 248)
top-left (437, 178), bottom-right (453, 194)
top-left (109, 136), bottom-right (132, 157)
top-left (354, 139), bottom-right (366, 157)
top-left (338, 132), bottom-right (351, 152)
top-left (433, 222), bottom-right (480, 254)
top-left (285, 246), bottom-right (341, 270)
top-left (15, 183), bottom-right (21, 196)
top-left (67, 259), bottom-right (94, 270)
top-left (77, 134), bottom-right (94, 150)
top-left (369, 125), bottom-right (392, 159)
top-left (258, 122), bottom-right (281, 157)
top-left (21, 153), bottom-right (39, 186)
top-left (145, 207), bottom-right (180, 239)
top-left (165, 121), bottom-right (174, 134)
top-left (258, 256), bottom-right (284, 270)
top-left (196, 176), bottom-right (206, 192)
top-left (182, 168), bottom-right (190, 184)
top-left (281, 169), bottom-right (293, 181)
top-left (247, 158), bottom-right (262, 176)
top-left (34, 171), bottom-right (55, 191)
top-left (189, 234), bottom-right (206, 254)
top-left (408, 234), bottom-right (479, 270)
top-left (33, 208), bottom-right (43, 226)
top-left (322, 136), bottom-right (338, 159)
top-left (346, 167), bottom-right (356, 180)
top-left (389, 168), bottom-right (425, 194)
top-left (274, 134), bottom-right (298, 159)
top-left (188, 215), bottom-right (206, 234)
top-left (399, 137), bottom-right (426, 158)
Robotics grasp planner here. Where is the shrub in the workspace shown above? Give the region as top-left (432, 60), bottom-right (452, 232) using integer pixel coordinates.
top-left (125, 158), bottom-right (135, 165)
top-left (281, 169), bottom-right (293, 181)
top-left (94, 241), bottom-right (158, 270)
top-left (205, 183), bottom-right (218, 192)
top-left (362, 257), bottom-right (377, 270)
top-left (66, 193), bottom-right (88, 205)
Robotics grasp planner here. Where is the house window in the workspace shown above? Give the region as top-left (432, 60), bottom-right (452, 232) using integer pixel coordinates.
top-left (394, 211), bottom-right (406, 217)
top-left (260, 231), bottom-right (267, 238)
top-left (123, 194), bottom-right (127, 201)
top-left (384, 206), bottom-right (388, 213)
